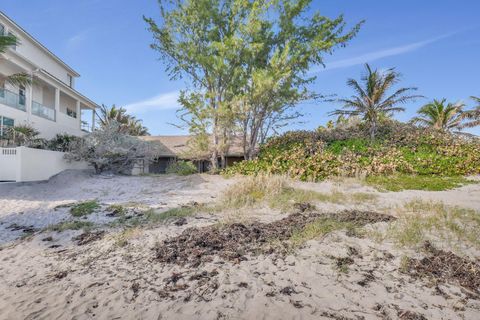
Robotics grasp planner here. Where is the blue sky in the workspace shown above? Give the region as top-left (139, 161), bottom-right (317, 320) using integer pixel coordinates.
top-left (2, 0), bottom-right (480, 135)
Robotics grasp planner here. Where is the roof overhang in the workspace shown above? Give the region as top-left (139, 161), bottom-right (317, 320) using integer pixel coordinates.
top-left (39, 69), bottom-right (99, 110)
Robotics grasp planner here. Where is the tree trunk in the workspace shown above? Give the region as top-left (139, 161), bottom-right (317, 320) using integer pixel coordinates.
top-left (210, 134), bottom-right (218, 171)
top-left (242, 119), bottom-right (248, 160)
top-left (370, 121), bottom-right (376, 140)
top-left (210, 96), bottom-right (219, 171)
top-left (220, 154), bottom-right (226, 169)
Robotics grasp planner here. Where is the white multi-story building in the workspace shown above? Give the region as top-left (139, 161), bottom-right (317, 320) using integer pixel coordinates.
top-left (0, 11), bottom-right (98, 139)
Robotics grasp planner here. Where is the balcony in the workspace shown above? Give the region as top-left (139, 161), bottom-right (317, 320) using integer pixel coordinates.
top-left (0, 88), bottom-right (26, 111)
top-left (32, 101), bottom-right (56, 121)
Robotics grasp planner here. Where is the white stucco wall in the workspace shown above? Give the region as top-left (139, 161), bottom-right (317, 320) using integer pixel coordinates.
top-left (60, 92), bottom-right (77, 114)
top-left (0, 148), bottom-right (18, 181)
top-left (0, 147), bottom-right (89, 182)
top-left (0, 105), bottom-right (85, 139)
top-left (0, 105), bottom-right (27, 123)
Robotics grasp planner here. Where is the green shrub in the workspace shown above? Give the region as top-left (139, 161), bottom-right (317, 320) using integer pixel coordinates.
top-left (166, 160), bottom-right (198, 175)
top-left (225, 122), bottom-right (480, 185)
top-left (48, 134), bottom-right (79, 152)
top-left (47, 220), bottom-right (94, 232)
top-left (70, 200), bottom-right (100, 217)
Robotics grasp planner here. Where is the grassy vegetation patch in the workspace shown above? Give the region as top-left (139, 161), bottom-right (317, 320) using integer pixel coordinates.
top-left (270, 189), bottom-right (346, 210)
top-left (222, 174), bottom-right (287, 208)
top-left (113, 227), bottom-right (142, 247)
top-left (166, 160), bottom-right (198, 175)
top-left (112, 206), bottom-right (198, 227)
top-left (106, 204), bottom-right (127, 216)
top-left (222, 174), bottom-right (378, 212)
top-left (350, 192), bottom-right (379, 203)
top-left (388, 200), bottom-right (480, 248)
top-left (47, 220), bottom-right (94, 232)
top-left (289, 218), bottom-right (356, 248)
top-left (150, 207), bottom-right (197, 222)
top-left (365, 174), bottom-right (474, 192)
top-left (70, 200), bottom-right (100, 217)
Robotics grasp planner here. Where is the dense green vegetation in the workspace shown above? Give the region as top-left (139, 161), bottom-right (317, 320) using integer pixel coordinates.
top-left (166, 160), bottom-right (198, 175)
top-left (225, 121), bottom-right (480, 189)
top-left (365, 175), bottom-right (473, 192)
top-left (145, 0), bottom-right (362, 168)
top-left (70, 200), bottom-right (101, 217)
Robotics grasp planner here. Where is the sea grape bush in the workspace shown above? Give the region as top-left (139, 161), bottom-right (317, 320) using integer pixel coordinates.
top-left (166, 160), bottom-right (198, 176)
top-left (225, 121), bottom-right (480, 181)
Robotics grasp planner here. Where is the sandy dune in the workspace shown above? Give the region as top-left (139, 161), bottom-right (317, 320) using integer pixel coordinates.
top-left (0, 170), bottom-right (479, 319)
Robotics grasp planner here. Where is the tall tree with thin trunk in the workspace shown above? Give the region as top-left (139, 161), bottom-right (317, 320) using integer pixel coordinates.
top-left (330, 64), bottom-right (421, 139)
top-left (411, 99), bottom-right (465, 132)
top-left (145, 0), bottom-right (362, 166)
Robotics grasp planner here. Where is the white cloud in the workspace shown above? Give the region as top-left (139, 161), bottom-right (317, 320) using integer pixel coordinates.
top-left (310, 32), bottom-right (456, 74)
top-left (66, 30), bottom-right (90, 51)
top-left (124, 91), bottom-right (180, 113)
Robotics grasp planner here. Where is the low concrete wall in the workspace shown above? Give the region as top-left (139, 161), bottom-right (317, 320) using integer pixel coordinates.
top-left (0, 147), bottom-right (89, 182)
top-left (0, 148), bottom-right (18, 181)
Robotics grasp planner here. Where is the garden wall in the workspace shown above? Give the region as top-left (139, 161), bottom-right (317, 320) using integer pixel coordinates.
top-left (0, 147), bottom-right (89, 182)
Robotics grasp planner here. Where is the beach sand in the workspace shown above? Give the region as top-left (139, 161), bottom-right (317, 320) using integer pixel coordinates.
top-left (1, 170), bottom-right (479, 319)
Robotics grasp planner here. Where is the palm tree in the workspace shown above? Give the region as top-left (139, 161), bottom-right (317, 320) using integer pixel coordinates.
top-left (0, 34), bottom-right (32, 87)
top-left (125, 117), bottom-right (150, 136)
top-left (461, 96), bottom-right (480, 129)
top-left (330, 64), bottom-right (421, 139)
top-left (5, 124), bottom-right (40, 146)
top-left (96, 104), bottom-right (129, 127)
top-left (96, 104), bottom-right (149, 136)
top-left (411, 99), bottom-right (465, 132)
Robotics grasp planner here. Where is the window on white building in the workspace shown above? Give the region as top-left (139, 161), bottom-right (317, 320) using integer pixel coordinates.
top-left (67, 74), bottom-right (73, 88)
top-left (0, 116), bottom-right (14, 138)
top-left (19, 85), bottom-right (26, 106)
top-left (67, 108), bottom-right (77, 118)
top-left (0, 78), bottom-right (4, 98)
top-left (0, 24), bottom-right (5, 36)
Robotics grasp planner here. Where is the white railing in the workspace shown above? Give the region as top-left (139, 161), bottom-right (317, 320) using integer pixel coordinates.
top-left (1, 148), bottom-right (17, 156)
top-left (0, 88), bottom-right (27, 111)
top-left (32, 101), bottom-right (56, 121)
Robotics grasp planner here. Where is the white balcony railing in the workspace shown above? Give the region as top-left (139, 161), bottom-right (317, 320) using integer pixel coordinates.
top-left (32, 101), bottom-right (56, 121)
top-left (0, 88), bottom-right (26, 111)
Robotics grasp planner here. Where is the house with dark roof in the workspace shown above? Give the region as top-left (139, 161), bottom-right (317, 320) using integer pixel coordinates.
top-left (139, 135), bottom-right (245, 173)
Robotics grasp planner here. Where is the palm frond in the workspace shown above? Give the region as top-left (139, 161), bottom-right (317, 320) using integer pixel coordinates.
top-left (6, 73), bottom-right (33, 87)
top-left (334, 64), bottom-right (413, 138)
top-left (0, 34), bottom-right (17, 54)
top-left (459, 97), bottom-right (480, 128)
top-left (413, 99), bottom-right (466, 131)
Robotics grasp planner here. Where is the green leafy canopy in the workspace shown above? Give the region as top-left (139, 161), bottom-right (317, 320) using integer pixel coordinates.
top-left (145, 0), bottom-right (363, 165)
